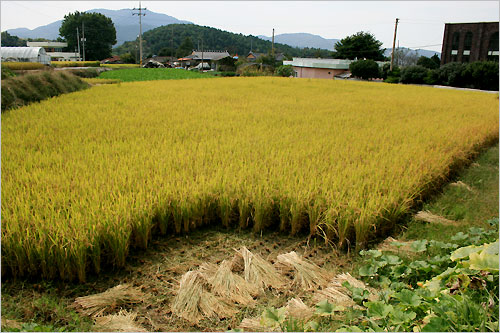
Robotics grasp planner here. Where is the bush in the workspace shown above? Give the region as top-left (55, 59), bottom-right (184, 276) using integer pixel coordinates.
top-left (2, 71), bottom-right (89, 112)
top-left (462, 61), bottom-right (499, 91)
top-left (275, 65), bottom-right (294, 77)
top-left (432, 62), bottom-right (467, 87)
top-left (349, 60), bottom-right (381, 80)
top-left (2, 62), bottom-right (45, 70)
top-left (400, 65), bottom-right (429, 84)
top-left (1, 67), bottom-right (16, 80)
top-left (70, 69), bottom-right (100, 78)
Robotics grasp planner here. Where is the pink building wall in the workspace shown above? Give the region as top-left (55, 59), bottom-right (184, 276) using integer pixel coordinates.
top-left (293, 67), bottom-right (348, 79)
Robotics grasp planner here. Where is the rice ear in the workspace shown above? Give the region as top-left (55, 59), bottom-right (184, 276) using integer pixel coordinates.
top-left (285, 298), bottom-right (314, 321)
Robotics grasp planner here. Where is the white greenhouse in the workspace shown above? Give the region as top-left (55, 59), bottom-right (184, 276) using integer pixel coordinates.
top-left (1, 47), bottom-right (51, 65)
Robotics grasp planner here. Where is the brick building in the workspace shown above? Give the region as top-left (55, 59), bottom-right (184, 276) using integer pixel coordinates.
top-left (441, 22), bottom-right (499, 65)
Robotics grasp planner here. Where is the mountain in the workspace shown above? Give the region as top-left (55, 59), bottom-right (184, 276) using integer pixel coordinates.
top-left (384, 47), bottom-right (441, 59)
top-left (114, 24), bottom-right (333, 58)
top-left (6, 8), bottom-right (192, 46)
top-left (258, 33), bottom-right (339, 51)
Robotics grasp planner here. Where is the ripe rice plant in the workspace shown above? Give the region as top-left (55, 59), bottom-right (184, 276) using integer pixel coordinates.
top-left (1, 62), bottom-right (45, 70)
top-left (51, 61), bottom-right (100, 68)
top-left (2, 77), bottom-right (498, 281)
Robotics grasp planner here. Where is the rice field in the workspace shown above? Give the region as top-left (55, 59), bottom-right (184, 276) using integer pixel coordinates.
top-left (2, 77), bottom-right (498, 281)
top-left (97, 68), bottom-right (216, 82)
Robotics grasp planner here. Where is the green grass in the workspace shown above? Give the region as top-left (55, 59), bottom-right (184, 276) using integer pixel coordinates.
top-left (401, 143), bottom-right (499, 243)
top-left (98, 68), bottom-right (217, 82)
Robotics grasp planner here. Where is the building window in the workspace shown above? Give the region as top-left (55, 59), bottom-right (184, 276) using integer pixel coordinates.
top-left (487, 32), bottom-right (499, 62)
top-left (462, 32), bottom-right (472, 63)
top-left (450, 32), bottom-right (460, 62)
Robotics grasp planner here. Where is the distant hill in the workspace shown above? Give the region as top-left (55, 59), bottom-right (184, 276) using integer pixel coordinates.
top-left (114, 24), bottom-right (333, 58)
top-left (258, 33), bottom-right (339, 51)
top-left (6, 8), bottom-right (192, 46)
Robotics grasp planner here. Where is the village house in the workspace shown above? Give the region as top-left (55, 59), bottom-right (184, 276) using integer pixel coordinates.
top-left (284, 58), bottom-right (386, 79)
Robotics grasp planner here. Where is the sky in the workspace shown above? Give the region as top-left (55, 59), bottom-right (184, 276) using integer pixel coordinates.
top-left (1, 1), bottom-right (498, 52)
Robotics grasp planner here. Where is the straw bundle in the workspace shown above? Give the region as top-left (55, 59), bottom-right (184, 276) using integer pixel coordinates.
top-left (208, 260), bottom-right (259, 305)
top-left (377, 237), bottom-right (414, 253)
top-left (285, 298), bottom-right (314, 321)
top-left (276, 251), bottom-right (331, 290)
top-left (171, 270), bottom-right (237, 324)
top-left (312, 285), bottom-right (355, 307)
top-left (73, 284), bottom-right (144, 317)
top-left (415, 211), bottom-right (456, 225)
top-left (235, 247), bottom-right (287, 290)
top-left (238, 317), bottom-right (274, 332)
top-left (93, 310), bottom-right (147, 332)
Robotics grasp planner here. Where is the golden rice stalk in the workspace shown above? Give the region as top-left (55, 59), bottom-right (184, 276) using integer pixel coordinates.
top-left (415, 211), bottom-right (456, 225)
top-left (93, 310), bottom-right (147, 332)
top-left (208, 259), bottom-right (259, 306)
top-left (285, 298), bottom-right (314, 321)
top-left (275, 251), bottom-right (331, 290)
top-left (235, 247), bottom-right (287, 290)
top-left (237, 317), bottom-right (275, 332)
top-left (198, 262), bottom-right (219, 279)
top-left (171, 270), bottom-right (237, 324)
top-left (73, 284), bottom-right (144, 317)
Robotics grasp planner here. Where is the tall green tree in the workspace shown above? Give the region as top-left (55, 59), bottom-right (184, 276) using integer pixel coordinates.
top-left (333, 31), bottom-right (385, 61)
top-left (176, 37), bottom-right (194, 57)
top-left (1, 31), bottom-right (26, 46)
top-left (59, 11), bottom-right (116, 61)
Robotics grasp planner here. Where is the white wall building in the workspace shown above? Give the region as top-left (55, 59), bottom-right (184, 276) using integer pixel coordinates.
top-left (27, 41), bottom-right (80, 61)
top-left (284, 58), bottom-right (387, 79)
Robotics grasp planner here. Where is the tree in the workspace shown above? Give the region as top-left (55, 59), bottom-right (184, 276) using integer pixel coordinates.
top-left (1, 31), bottom-right (26, 46)
top-left (349, 60), bottom-right (381, 80)
top-left (333, 31), bottom-right (385, 60)
top-left (176, 37), bottom-right (194, 58)
top-left (59, 11), bottom-right (116, 61)
top-left (417, 54), bottom-right (440, 70)
top-left (393, 48), bottom-right (419, 67)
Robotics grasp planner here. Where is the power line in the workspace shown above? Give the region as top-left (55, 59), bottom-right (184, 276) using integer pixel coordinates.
top-left (132, 1), bottom-right (146, 66)
top-left (404, 44), bottom-right (442, 49)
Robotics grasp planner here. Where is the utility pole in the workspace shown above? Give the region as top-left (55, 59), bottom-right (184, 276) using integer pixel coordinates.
top-left (390, 18), bottom-right (399, 71)
top-left (76, 27), bottom-right (81, 61)
top-left (201, 38), bottom-right (204, 72)
top-left (272, 28), bottom-right (275, 58)
top-left (81, 21), bottom-right (86, 62)
top-left (133, 1), bottom-right (146, 66)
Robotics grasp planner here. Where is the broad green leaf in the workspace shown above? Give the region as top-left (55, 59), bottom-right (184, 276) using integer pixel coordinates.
top-left (451, 232), bottom-right (469, 242)
top-left (359, 264), bottom-right (378, 277)
top-left (411, 239), bottom-right (428, 252)
top-left (394, 289), bottom-right (422, 307)
top-left (450, 244), bottom-right (483, 261)
top-left (381, 254), bottom-right (402, 265)
top-left (360, 249), bottom-right (382, 258)
top-left (422, 316), bottom-right (450, 332)
top-left (305, 321), bottom-right (319, 331)
top-left (391, 265), bottom-right (411, 277)
top-left (336, 326), bottom-right (362, 332)
top-left (391, 307), bottom-right (416, 324)
top-left (467, 251), bottom-right (499, 272)
top-left (315, 300), bottom-right (345, 315)
top-left (365, 301), bottom-right (393, 319)
top-left (484, 240), bottom-right (499, 255)
top-left (261, 307), bottom-right (286, 327)
top-left (410, 260), bottom-right (430, 270)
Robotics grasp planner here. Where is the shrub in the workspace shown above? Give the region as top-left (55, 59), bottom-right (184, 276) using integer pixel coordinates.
top-left (275, 65), bottom-right (294, 77)
top-left (2, 62), bottom-right (45, 70)
top-left (349, 60), bottom-right (381, 80)
top-left (70, 69), bottom-right (100, 78)
top-left (400, 65), bottom-right (429, 84)
top-left (1, 67), bottom-right (16, 79)
top-left (1, 71), bottom-right (89, 112)
top-left (462, 61), bottom-right (499, 91)
top-left (433, 62), bottom-right (467, 87)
